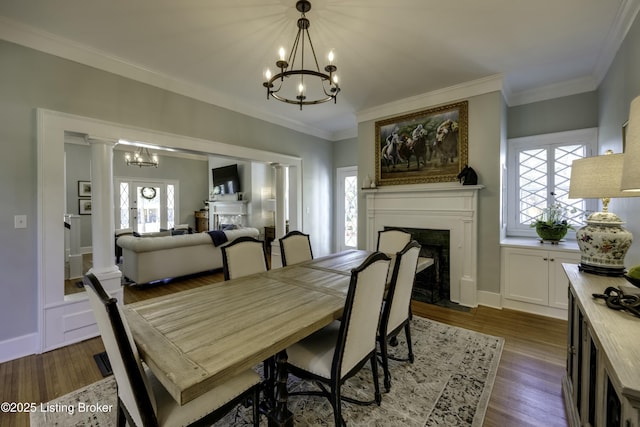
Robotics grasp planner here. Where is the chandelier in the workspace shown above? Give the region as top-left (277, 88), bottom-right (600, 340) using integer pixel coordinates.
top-left (125, 147), bottom-right (158, 167)
top-left (262, 0), bottom-right (340, 110)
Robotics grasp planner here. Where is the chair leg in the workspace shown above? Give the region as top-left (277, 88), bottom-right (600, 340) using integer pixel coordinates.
top-left (332, 381), bottom-right (345, 427)
top-left (370, 354), bottom-right (382, 405)
top-left (252, 386), bottom-right (260, 427)
top-left (379, 337), bottom-right (392, 392)
top-left (405, 323), bottom-right (415, 363)
top-left (116, 399), bottom-right (126, 427)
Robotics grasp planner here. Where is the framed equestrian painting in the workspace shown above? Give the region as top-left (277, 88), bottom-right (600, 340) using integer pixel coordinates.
top-left (375, 100), bottom-right (468, 186)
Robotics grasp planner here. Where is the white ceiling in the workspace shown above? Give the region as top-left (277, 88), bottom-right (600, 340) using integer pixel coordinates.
top-left (1, 0), bottom-right (639, 140)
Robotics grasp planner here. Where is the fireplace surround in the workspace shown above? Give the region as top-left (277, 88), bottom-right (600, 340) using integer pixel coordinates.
top-left (365, 183), bottom-right (483, 307)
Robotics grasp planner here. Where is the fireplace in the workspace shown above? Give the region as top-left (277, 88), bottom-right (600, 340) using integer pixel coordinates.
top-left (400, 227), bottom-right (450, 303)
top-left (365, 183), bottom-right (483, 307)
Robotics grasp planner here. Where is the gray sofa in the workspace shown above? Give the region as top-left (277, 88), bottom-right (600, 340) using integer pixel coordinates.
top-left (116, 227), bottom-right (260, 284)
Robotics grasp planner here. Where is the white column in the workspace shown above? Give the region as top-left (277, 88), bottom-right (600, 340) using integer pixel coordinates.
top-left (271, 163), bottom-right (288, 268)
top-left (87, 138), bottom-right (122, 294)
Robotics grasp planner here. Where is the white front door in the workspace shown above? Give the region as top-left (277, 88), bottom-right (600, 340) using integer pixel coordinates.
top-left (335, 166), bottom-right (358, 251)
top-left (116, 179), bottom-right (178, 232)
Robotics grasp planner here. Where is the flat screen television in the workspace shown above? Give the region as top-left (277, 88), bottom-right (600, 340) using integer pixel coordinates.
top-left (212, 164), bottom-right (241, 195)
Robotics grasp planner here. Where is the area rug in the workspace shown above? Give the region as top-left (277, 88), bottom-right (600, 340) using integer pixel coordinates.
top-left (31, 317), bottom-right (503, 426)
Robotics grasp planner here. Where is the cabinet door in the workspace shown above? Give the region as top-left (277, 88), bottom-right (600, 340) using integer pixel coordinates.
top-left (549, 253), bottom-right (580, 309)
top-left (503, 248), bottom-right (550, 305)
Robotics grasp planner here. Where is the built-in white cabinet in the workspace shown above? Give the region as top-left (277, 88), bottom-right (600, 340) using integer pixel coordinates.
top-left (563, 264), bottom-right (640, 427)
top-left (501, 238), bottom-right (580, 319)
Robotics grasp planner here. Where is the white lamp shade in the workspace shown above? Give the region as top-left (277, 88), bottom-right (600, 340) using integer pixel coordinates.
top-left (568, 153), bottom-right (639, 199)
top-left (622, 95), bottom-right (640, 191)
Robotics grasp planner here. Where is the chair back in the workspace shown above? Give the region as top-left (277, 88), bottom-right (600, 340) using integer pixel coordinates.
top-left (376, 228), bottom-right (412, 253)
top-left (221, 236), bottom-right (269, 280)
top-left (83, 273), bottom-right (158, 427)
top-left (382, 241), bottom-right (421, 335)
top-left (333, 252), bottom-right (390, 378)
top-left (279, 231), bottom-right (313, 266)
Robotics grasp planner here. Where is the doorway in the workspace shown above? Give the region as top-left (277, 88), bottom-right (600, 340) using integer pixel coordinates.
top-left (115, 179), bottom-right (178, 232)
top-left (38, 110), bottom-right (303, 353)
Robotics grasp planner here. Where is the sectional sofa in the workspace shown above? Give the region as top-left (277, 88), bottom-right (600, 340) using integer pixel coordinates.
top-left (116, 227), bottom-right (260, 284)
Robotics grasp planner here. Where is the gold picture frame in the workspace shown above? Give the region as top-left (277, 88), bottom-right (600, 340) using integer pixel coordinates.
top-left (375, 100), bottom-right (468, 186)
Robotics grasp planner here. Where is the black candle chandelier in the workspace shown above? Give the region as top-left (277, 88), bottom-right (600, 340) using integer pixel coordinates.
top-left (262, 0), bottom-right (340, 110)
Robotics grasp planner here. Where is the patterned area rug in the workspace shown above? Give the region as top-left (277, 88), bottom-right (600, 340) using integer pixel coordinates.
top-left (31, 317), bottom-right (503, 426)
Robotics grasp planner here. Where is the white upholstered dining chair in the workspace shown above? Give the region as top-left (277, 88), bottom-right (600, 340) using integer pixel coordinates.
top-left (376, 228), bottom-right (412, 254)
top-left (279, 230), bottom-right (313, 266)
top-left (83, 273), bottom-right (260, 427)
top-left (285, 251), bottom-right (391, 426)
top-left (378, 240), bottom-right (421, 392)
top-left (221, 236), bottom-right (269, 280)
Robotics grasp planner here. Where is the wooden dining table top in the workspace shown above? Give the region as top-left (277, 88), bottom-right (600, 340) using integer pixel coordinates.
top-left (122, 249), bottom-right (373, 405)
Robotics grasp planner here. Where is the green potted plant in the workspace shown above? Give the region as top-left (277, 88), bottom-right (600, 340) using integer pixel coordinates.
top-left (530, 196), bottom-right (575, 242)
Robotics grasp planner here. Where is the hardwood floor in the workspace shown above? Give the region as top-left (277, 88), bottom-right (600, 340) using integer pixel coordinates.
top-left (0, 270), bottom-right (568, 427)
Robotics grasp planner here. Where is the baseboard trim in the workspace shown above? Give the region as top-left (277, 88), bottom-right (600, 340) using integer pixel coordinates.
top-left (477, 290), bottom-right (502, 309)
top-left (0, 333), bottom-right (37, 364)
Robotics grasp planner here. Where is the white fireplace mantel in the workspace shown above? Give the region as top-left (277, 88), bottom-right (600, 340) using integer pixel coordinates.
top-left (364, 183), bottom-right (484, 307)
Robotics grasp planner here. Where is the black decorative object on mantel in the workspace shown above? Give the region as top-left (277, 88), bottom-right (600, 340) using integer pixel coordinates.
top-left (457, 165), bottom-right (478, 185)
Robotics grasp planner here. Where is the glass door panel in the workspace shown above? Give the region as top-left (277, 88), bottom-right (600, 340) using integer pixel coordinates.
top-left (136, 184), bottom-right (161, 233)
top-left (336, 166), bottom-right (358, 251)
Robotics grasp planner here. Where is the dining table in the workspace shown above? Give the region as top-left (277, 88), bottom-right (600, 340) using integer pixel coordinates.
top-left (123, 249), bottom-right (377, 426)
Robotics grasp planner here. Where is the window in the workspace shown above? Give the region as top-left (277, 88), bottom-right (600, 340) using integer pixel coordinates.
top-left (506, 128), bottom-right (597, 238)
top-left (336, 166), bottom-right (358, 251)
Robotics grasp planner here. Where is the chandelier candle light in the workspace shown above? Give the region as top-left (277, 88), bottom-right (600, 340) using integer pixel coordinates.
top-left (263, 0), bottom-right (340, 110)
top-left (568, 151), bottom-right (640, 276)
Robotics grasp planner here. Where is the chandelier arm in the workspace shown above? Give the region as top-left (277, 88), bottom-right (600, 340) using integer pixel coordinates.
top-left (305, 29), bottom-right (322, 72)
top-left (265, 69), bottom-right (340, 105)
top-left (288, 28), bottom-right (303, 70)
top-left (270, 92), bottom-right (336, 106)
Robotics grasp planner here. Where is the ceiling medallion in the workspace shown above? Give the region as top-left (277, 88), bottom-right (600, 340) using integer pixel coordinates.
top-left (262, 0), bottom-right (340, 110)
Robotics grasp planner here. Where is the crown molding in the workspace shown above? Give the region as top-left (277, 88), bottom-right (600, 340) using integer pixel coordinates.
top-left (507, 75), bottom-right (599, 107)
top-left (0, 16), bottom-right (334, 141)
top-left (356, 74), bottom-right (504, 124)
top-left (592, 0), bottom-right (640, 87)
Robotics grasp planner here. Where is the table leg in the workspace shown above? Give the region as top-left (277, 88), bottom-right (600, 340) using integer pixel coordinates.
top-left (267, 350), bottom-right (294, 427)
top-left (259, 357), bottom-right (275, 416)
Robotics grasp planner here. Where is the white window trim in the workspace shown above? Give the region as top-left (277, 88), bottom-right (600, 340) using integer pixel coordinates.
top-left (506, 128), bottom-right (598, 239)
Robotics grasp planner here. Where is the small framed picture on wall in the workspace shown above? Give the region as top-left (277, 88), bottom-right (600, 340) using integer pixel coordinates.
top-left (78, 180), bottom-right (92, 197)
top-left (78, 199), bottom-right (92, 215)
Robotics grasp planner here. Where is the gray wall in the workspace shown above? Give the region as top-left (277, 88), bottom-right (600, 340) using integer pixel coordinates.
top-left (507, 92), bottom-right (599, 139)
top-left (333, 137), bottom-right (358, 169)
top-left (357, 91), bottom-right (504, 296)
top-left (0, 40), bottom-right (333, 342)
top-left (65, 143), bottom-right (93, 247)
top-left (597, 10), bottom-right (640, 267)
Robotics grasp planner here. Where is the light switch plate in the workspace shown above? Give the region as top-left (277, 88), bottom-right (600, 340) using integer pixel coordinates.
top-left (14, 215), bottom-right (27, 229)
